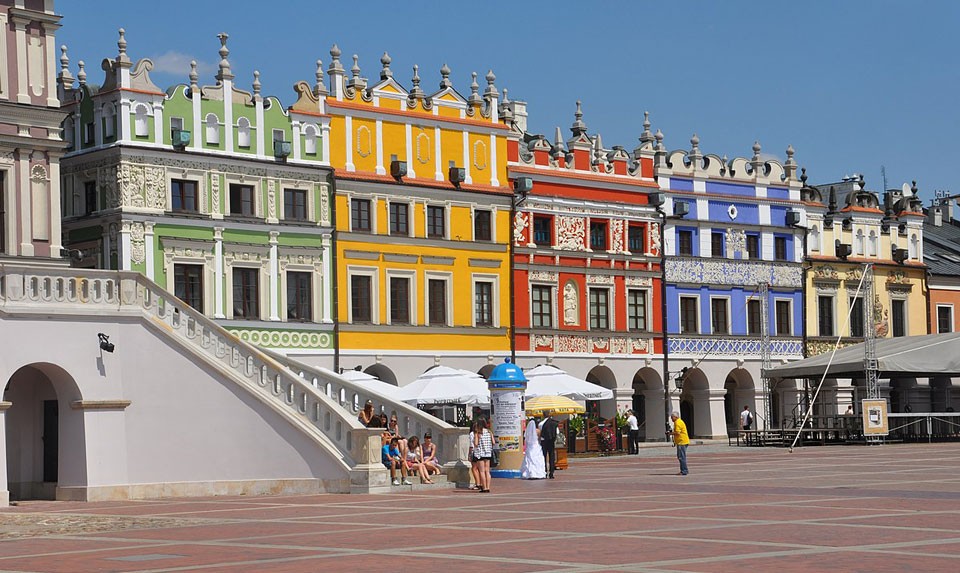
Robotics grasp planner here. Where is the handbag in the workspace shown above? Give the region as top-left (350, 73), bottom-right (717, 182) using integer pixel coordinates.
top-left (491, 448), bottom-right (500, 468)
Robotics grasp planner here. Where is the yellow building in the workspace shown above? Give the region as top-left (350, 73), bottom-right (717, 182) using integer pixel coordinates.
top-left (315, 48), bottom-right (512, 386)
top-left (793, 174), bottom-right (927, 416)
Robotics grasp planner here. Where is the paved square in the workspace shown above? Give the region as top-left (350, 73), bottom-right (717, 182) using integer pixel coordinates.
top-left (3, 443), bottom-right (960, 572)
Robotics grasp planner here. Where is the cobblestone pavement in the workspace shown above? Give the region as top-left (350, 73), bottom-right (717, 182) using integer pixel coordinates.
top-left (3, 443), bottom-right (960, 572)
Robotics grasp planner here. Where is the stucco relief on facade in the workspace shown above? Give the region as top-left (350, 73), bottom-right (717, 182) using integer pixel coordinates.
top-left (666, 259), bottom-right (801, 288)
top-left (725, 228), bottom-right (745, 256)
top-left (648, 222), bottom-right (660, 255)
top-left (563, 281), bottom-right (579, 325)
top-left (130, 222), bottom-right (145, 265)
top-left (210, 172), bottom-right (221, 213)
top-left (319, 183), bottom-right (330, 224)
top-left (267, 180), bottom-right (277, 220)
top-left (229, 328), bottom-right (331, 349)
top-left (812, 264), bottom-right (839, 281)
top-left (610, 219), bottom-right (624, 253)
top-left (118, 164), bottom-right (144, 208)
top-left (556, 216), bottom-right (585, 250)
top-left (556, 335), bottom-right (589, 353)
top-left (624, 276), bottom-right (652, 287)
top-left (586, 274), bottom-right (614, 285)
top-left (144, 166), bottom-right (165, 209)
top-left (513, 211), bottom-right (528, 247)
top-left (528, 271), bottom-right (557, 283)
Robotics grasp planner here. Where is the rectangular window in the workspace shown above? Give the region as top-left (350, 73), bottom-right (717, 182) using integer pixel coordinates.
top-left (818, 295), bottom-right (834, 337)
top-left (850, 297), bottom-right (864, 337)
top-left (711, 298), bottom-right (729, 334)
top-left (678, 229), bottom-right (693, 256)
top-left (533, 215), bottom-right (552, 245)
top-left (473, 210), bottom-right (492, 241)
top-left (83, 122), bottom-right (94, 144)
top-left (232, 268), bottom-right (259, 319)
top-left (680, 296), bottom-right (698, 333)
top-left (229, 184), bottom-right (255, 216)
top-left (350, 275), bottom-right (372, 322)
top-left (351, 198), bottom-right (371, 232)
top-left (938, 306), bottom-right (953, 334)
top-left (475, 281), bottom-right (493, 326)
top-left (589, 288), bottom-right (609, 330)
top-left (171, 179), bottom-right (198, 213)
top-left (775, 300), bottom-right (791, 336)
top-left (747, 299), bottom-right (761, 335)
top-left (746, 234), bottom-right (760, 259)
top-left (174, 264), bottom-right (203, 313)
top-left (286, 271), bottom-right (312, 321)
top-left (711, 232), bottom-right (724, 257)
top-left (774, 236), bottom-right (788, 261)
top-left (627, 289), bottom-right (647, 331)
top-left (590, 221), bottom-right (607, 250)
top-left (389, 276), bottom-right (410, 324)
top-left (628, 224), bottom-right (645, 252)
top-left (84, 181), bottom-right (97, 214)
top-left (531, 285), bottom-right (553, 328)
top-left (389, 203), bottom-right (409, 235)
top-left (892, 299), bottom-right (906, 337)
top-left (427, 205), bottom-right (445, 238)
top-left (428, 279), bottom-right (447, 325)
top-left (284, 189), bottom-right (307, 221)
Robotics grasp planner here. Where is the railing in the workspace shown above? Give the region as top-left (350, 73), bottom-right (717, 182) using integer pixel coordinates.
top-left (0, 264), bottom-right (386, 480)
top-left (275, 353), bottom-right (469, 470)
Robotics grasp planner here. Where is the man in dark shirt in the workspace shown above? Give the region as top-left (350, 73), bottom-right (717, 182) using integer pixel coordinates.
top-left (539, 414), bottom-right (559, 479)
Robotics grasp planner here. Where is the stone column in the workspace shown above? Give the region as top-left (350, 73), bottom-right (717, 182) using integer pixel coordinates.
top-left (0, 402), bottom-right (11, 506)
top-left (703, 389), bottom-right (730, 439)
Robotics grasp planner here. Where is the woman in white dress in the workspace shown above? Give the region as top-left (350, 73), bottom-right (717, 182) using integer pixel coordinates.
top-left (520, 417), bottom-right (546, 479)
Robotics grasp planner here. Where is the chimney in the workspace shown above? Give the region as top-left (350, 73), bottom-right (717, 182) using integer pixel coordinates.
top-left (934, 206), bottom-right (943, 227)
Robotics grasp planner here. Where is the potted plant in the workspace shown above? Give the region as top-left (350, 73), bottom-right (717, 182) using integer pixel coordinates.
top-left (568, 415), bottom-right (585, 453)
top-left (597, 424), bottom-right (616, 453)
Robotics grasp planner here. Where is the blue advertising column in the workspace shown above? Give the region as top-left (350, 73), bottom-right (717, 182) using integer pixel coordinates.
top-left (488, 358), bottom-right (527, 478)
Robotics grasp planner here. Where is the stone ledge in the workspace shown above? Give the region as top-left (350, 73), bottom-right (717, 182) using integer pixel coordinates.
top-left (70, 400), bottom-right (132, 411)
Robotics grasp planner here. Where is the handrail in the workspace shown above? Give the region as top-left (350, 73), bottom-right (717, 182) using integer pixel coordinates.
top-left (0, 264), bottom-right (385, 477)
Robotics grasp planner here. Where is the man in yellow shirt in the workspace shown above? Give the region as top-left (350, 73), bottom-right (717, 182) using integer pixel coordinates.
top-left (668, 412), bottom-right (689, 475)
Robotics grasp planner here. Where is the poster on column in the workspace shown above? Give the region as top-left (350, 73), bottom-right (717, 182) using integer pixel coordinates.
top-left (491, 390), bottom-right (523, 451)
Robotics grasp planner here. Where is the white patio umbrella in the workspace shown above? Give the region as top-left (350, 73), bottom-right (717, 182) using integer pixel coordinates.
top-left (395, 366), bottom-right (491, 406)
top-left (523, 365), bottom-right (614, 401)
top-left (338, 369), bottom-right (404, 400)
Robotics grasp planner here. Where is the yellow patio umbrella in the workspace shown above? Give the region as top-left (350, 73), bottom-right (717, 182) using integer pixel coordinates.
top-left (524, 395), bottom-right (585, 416)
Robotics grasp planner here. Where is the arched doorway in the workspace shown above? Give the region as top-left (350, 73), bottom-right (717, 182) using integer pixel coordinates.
top-left (364, 364), bottom-right (398, 386)
top-left (631, 367), bottom-right (662, 442)
top-left (677, 368), bottom-right (709, 438)
top-left (4, 363), bottom-right (84, 501)
top-left (586, 365), bottom-right (617, 420)
top-left (723, 369), bottom-right (756, 431)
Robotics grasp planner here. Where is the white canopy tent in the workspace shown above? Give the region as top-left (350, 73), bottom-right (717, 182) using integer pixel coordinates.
top-left (522, 365), bottom-right (614, 400)
top-left (395, 366), bottom-right (491, 406)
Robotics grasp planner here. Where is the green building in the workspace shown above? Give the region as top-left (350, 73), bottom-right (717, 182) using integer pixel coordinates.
top-left (58, 31), bottom-right (335, 362)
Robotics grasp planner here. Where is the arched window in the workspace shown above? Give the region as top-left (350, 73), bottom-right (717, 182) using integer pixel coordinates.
top-left (854, 229), bottom-right (864, 255)
top-left (868, 230), bottom-right (878, 257)
top-left (205, 113), bottom-right (220, 145)
top-left (304, 124), bottom-right (318, 155)
top-left (103, 103), bottom-right (116, 138)
top-left (134, 104), bottom-right (149, 137)
top-left (237, 117), bottom-right (251, 148)
top-left (809, 225), bottom-right (820, 252)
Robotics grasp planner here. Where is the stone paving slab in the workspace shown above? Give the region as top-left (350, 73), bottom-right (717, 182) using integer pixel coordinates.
top-left (2, 443), bottom-right (960, 572)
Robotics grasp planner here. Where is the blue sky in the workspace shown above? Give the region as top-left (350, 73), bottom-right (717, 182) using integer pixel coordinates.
top-left (58, 1), bottom-right (959, 199)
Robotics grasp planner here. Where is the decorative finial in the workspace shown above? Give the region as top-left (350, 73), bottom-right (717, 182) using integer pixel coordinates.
top-left (690, 133), bottom-right (700, 151)
top-left (800, 167), bottom-right (808, 185)
top-left (829, 186), bottom-right (838, 212)
top-left (439, 63), bottom-right (451, 88)
top-left (216, 32), bottom-right (233, 80)
top-left (328, 44), bottom-right (343, 74)
top-left (117, 28), bottom-right (127, 55)
top-left (351, 54), bottom-right (361, 78)
top-left (752, 140), bottom-right (762, 157)
top-left (189, 60), bottom-right (198, 90)
top-left (483, 69), bottom-right (498, 98)
top-left (555, 126), bottom-right (564, 146)
top-left (911, 180), bottom-right (918, 195)
top-left (654, 129), bottom-right (664, 150)
top-left (570, 100), bottom-right (587, 136)
top-left (468, 72), bottom-right (481, 106)
top-left (380, 51), bottom-right (392, 80)
top-left (639, 111), bottom-right (653, 144)
top-left (77, 60), bottom-right (86, 85)
top-left (314, 59), bottom-right (327, 96)
top-left (858, 174), bottom-right (865, 191)
top-left (252, 70), bottom-right (261, 96)
top-left (501, 87), bottom-right (509, 104)
top-left (786, 144), bottom-right (795, 159)
top-left (409, 64), bottom-right (423, 99)
top-left (59, 45), bottom-right (74, 88)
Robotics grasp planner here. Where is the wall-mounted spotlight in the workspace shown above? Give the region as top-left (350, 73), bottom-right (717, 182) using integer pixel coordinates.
top-left (448, 164), bottom-right (466, 189)
top-left (672, 200), bottom-right (690, 218)
top-left (98, 332), bottom-right (115, 353)
top-left (390, 155), bottom-right (407, 182)
top-left (892, 246), bottom-right (908, 265)
top-left (835, 239), bottom-right (852, 260)
top-left (675, 367), bottom-right (689, 390)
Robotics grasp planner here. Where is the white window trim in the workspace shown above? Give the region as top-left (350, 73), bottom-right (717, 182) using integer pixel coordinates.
top-left (529, 282), bottom-right (557, 330)
top-left (165, 254), bottom-right (215, 316)
top-left (237, 116), bottom-right (252, 148)
top-left (424, 270), bottom-right (453, 327)
top-left (281, 265), bottom-right (319, 323)
top-left (386, 199), bottom-right (415, 238)
top-left (226, 261), bottom-right (268, 321)
top-left (165, 171), bottom-right (206, 214)
top-left (818, 294), bottom-right (836, 337)
top-left (625, 287), bottom-right (649, 332)
top-left (225, 176), bottom-right (262, 218)
top-left (347, 265), bottom-right (379, 324)
top-left (424, 202), bottom-right (449, 240)
top-left (133, 102), bottom-right (150, 137)
top-left (205, 113), bottom-right (221, 145)
top-left (279, 181), bottom-right (315, 223)
top-left (471, 273), bottom-right (500, 328)
top-left (386, 269), bottom-right (417, 326)
top-left (868, 230), bottom-right (878, 257)
top-left (587, 285), bottom-right (614, 331)
top-left (773, 297), bottom-right (793, 337)
top-left (709, 295), bottom-right (731, 335)
top-left (471, 205), bottom-right (495, 242)
top-left (103, 102), bottom-right (116, 138)
top-left (303, 123), bottom-right (319, 155)
top-left (890, 295), bottom-right (908, 335)
top-left (679, 294), bottom-right (700, 334)
top-left (348, 194), bottom-right (376, 233)
top-left (937, 304), bottom-right (954, 333)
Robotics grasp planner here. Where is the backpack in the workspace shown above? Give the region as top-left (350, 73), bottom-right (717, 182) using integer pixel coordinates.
top-left (540, 418), bottom-right (558, 441)
top-left (746, 413), bottom-right (753, 426)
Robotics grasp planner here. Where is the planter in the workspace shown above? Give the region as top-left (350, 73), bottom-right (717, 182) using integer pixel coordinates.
top-left (621, 434), bottom-right (629, 451)
top-left (574, 436), bottom-right (586, 453)
top-left (556, 447), bottom-right (568, 470)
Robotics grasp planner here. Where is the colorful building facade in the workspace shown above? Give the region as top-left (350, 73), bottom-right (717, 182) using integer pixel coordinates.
top-left (321, 48), bottom-right (512, 384)
top-left (802, 175), bottom-right (928, 414)
top-left (504, 101), bottom-right (664, 433)
top-left (656, 138), bottom-right (806, 438)
top-left (0, 0), bottom-right (67, 262)
top-left (58, 32), bottom-right (336, 360)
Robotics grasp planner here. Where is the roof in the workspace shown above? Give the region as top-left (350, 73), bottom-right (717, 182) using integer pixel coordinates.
top-left (923, 217), bottom-right (960, 276)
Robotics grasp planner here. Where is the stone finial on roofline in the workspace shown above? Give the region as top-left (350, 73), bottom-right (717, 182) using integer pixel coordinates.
top-left (439, 63), bottom-right (452, 89)
top-left (77, 60), bottom-right (86, 86)
top-left (252, 70), bottom-right (261, 97)
top-left (654, 129), bottom-right (664, 151)
top-left (347, 54), bottom-right (366, 90)
top-left (117, 28), bottom-right (130, 64)
top-left (570, 100), bottom-right (587, 137)
top-left (216, 32), bottom-right (233, 81)
top-left (484, 69), bottom-right (498, 99)
top-left (468, 72), bottom-right (481, 106)
top-left (59, 45), bottom-right (74, 89)
top-left (328, 44), bottom-right (344, 74)
top-left (314, 59), bottom-right (328, 96)
top-left (189, 60), bottom-right (198, 91)
top-left (380, 52), bottom-right (392, 80)
top-left (409, 64), bottom-right (424, 99)
top-left (553, 126), bottom-right (565, 157)
top-left (639, 111), bottom-right (654, 145)
top-left (784, 144), bottom-right (797, 178)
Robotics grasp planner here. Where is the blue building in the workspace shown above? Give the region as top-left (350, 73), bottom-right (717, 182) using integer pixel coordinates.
top-left (655, 135), bottom-right (805, 438)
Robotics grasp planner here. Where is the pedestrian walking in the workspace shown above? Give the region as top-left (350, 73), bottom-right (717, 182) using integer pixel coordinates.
top-left (667, 412), bottom-right (689, 476)
top-left (539, 414), bottom-right (559, 479)
top-left (626, 409), bottom-right (639, 454)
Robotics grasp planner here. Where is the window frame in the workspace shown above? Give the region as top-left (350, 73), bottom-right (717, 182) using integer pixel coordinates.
top-left (710, 296), bottom-right (730, 335)
top-left (173, 263), bottom-right (204, 313)
top-left (589, 221), bottom-right (608, 251)
top-left (937, 304), bottom-right (954, 334)
top-left (349, 273), bottom-right (374, 323)
top-left (83, 180), bottom-right (97, 214)
top-left (531, 284), bottom-right (554, 329)
top-left (283, 188), bottom-right (308, 222)
top-left (774, 235), bottom-right (788, 261)
top-left (387, 271), bottom-right (415, 325)
top-left (427, 205), bottom-right (446, 239)
top-left (711, 231), bottom-right (725, 258)
top-left (533, 215), bottom-right (553, 246)
top-left (425, 273), bottom-right (452, 326)
top-left (389, 202), bottom-right (410, 236)
top-left (588, 287), bottom-right (611, 330)
top-left (628, 223), bottom-right (645, 253)
top-left (473, 209), bottom-right (492, 242)
top-left (286, 270), bottom-right (313, 322)
top-left (231, 266), bottom-right (260, 319)
top-left (350, 197), bottom-right (372, 232)
top-left (818, 295), bottom-right (835, 337)
top-left (891, 298), bottom-right (907, 337)
top-left (171, 179), bottom-right (199, 213)
top-left (473, 277), bottom-right (496, 327)
top-left (627, 288), bottom-right (648, 332)
top-left (747, 298), bottom-right (762, 335)
top-left (774, 299), bottom-right (791, 336)
top-left (849, 296), bottom-right (865, 338)
top-left (677, 229), bottom-right (694, 256)
top-left (679, 295), bottom-right (699, 334)
top-left (229, 183), bottom-right (256, 217)
top-left (746, 233), bottom-right (760, 259)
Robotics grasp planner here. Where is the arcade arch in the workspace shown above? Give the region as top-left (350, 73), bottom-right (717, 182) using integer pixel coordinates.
top-left (585, 365), bottom-right (617, 419)
top-left (677, 368), bottom-right (709, 438)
